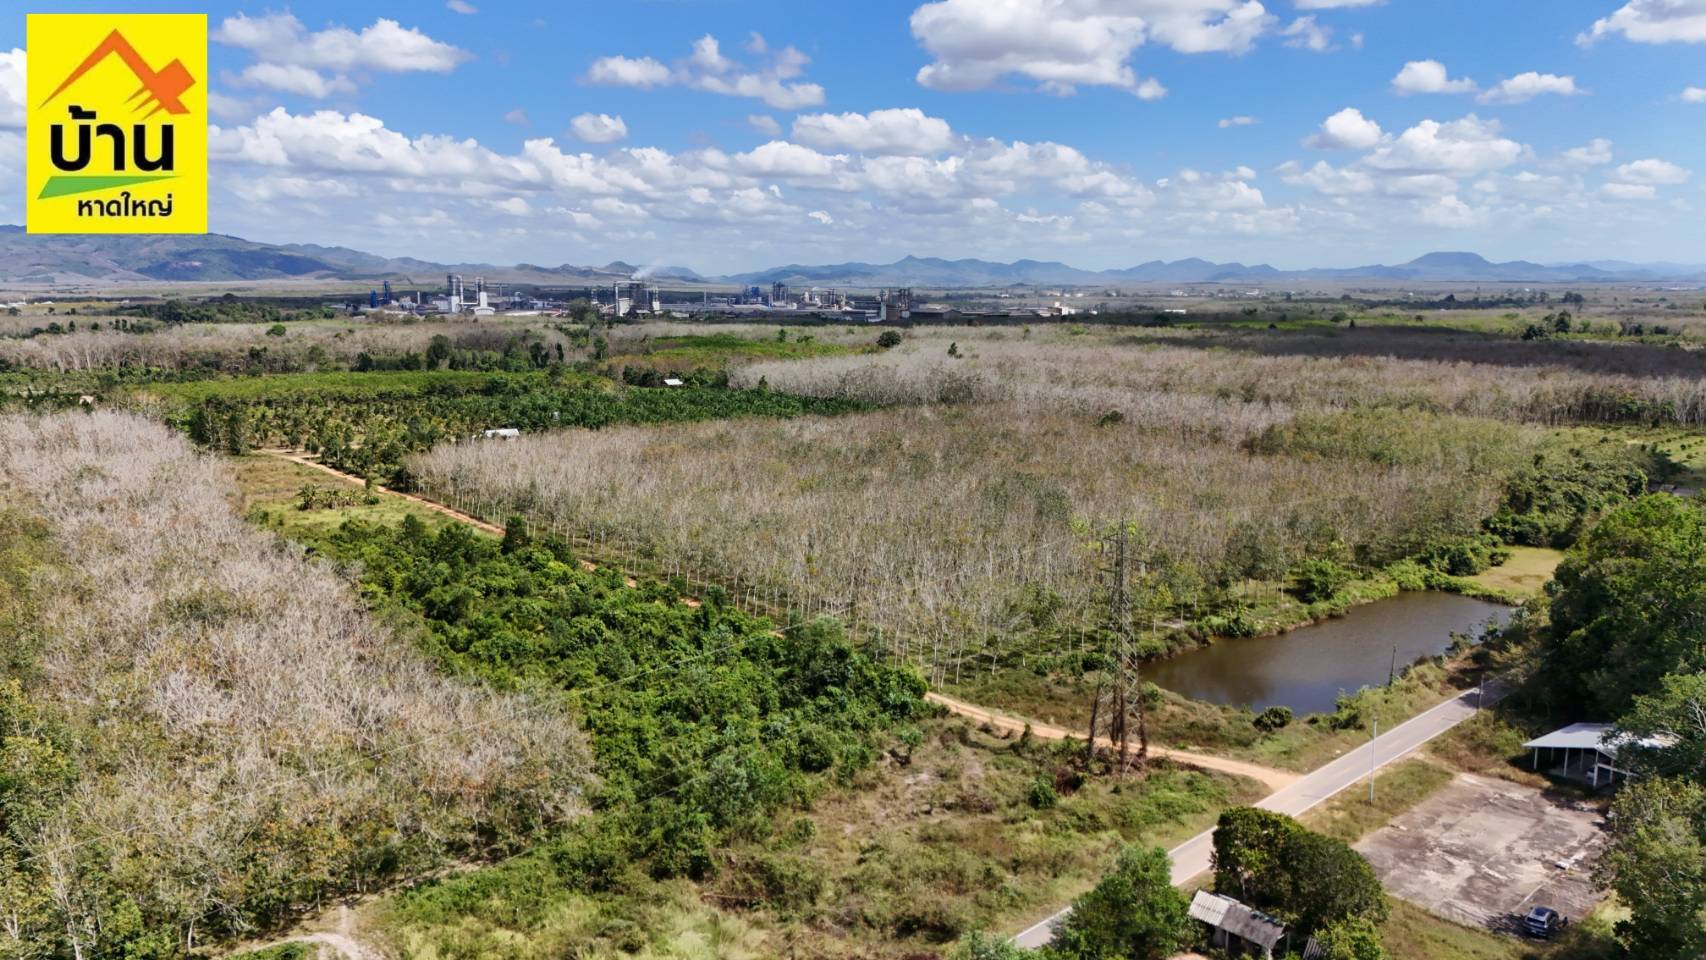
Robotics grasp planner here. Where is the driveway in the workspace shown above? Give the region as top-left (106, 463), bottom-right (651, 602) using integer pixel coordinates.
top-left (1355, 773), bottom-right (1606, 931)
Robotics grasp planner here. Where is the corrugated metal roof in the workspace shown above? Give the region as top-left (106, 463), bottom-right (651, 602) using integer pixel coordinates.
top-left (1523, 722), bottom-right (1672, 757)
top-left (1189, 891), bottom-right (1286, 949)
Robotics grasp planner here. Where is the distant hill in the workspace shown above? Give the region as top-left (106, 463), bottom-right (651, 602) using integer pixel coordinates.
top-left (1, 225), bottom-right (1701, 286)
top-left (724, 250), bottom-right (1705, 286)
top-left (0, 227), bottom-right (700, 286)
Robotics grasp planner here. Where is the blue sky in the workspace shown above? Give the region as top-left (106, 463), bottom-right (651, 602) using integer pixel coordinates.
top-left (3, 0), bottom-right (1704, 272)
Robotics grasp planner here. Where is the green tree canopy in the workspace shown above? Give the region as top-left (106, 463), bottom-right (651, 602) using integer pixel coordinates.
top-left (1310, 916), bottom-right (1386, 960)
top-left (1548, 495), bottom-right (1706, 716)
top-left (1599, 777), bottom-right (1706, 958)
top-left (1211, 807), bottom-right (1387, 938)
top-left (1047, 845), bottom-right (1190, 960)
top-left (1617, 672), bottom-right (1706, 784)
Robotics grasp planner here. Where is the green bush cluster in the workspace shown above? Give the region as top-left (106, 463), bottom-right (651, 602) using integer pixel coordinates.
top-left (1539, 495), bottom-right (1706, 956)
top-left (1289, 557), bottom-right (1354, 603)
top-left (1485, 441), bottom-right (1655, 547)
top-left (1211, 807), bottom-right (1387, 939)
top-left (174, 373), bottom-right (862, 484)
top-left (326, 516), bottom-right (926, 878)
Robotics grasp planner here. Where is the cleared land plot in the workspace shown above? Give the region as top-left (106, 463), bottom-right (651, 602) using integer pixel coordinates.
top-left (1464, 547), bottom-right (1563, 599)
top-left (1356, 774), bottom-right (1605, 934)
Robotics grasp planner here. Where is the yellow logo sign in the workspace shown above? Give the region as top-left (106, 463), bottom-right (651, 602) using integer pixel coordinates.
top-left (26, 14), bottom-right (207, 234)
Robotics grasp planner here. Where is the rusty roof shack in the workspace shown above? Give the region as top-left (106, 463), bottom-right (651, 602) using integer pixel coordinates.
top-left (1189, 890), bottom-right (1287, 958)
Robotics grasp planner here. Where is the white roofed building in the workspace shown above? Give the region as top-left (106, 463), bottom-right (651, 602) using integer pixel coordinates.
top-left (1523, 722), bottom-right (1674, 788)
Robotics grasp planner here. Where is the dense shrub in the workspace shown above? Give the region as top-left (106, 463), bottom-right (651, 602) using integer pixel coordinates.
top-left (1547, 494), bottom-right (1706, 716)
top-left (167, 372), bottom-right (862, 483)
top-left (1484, 441), bottom-right (1654, 547)
top-left (1211, 807), bottom-right (1387, 938)
top-left (1048, 845), bottom-right (1190, 960)
top-left (324, 517), bottom-right (927, 875)
top-left (1254, 705), bottom-right (1293, 732)
top-left (1291, 557), bottom-right (1354, 603)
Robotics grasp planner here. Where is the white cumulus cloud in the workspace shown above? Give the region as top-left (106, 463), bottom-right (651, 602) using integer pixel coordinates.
top-left (1477, 72), bottom-right (1582, 104)
top-left (907, 0), bottom-right (1274, 97)
top-left (1615, 158), bottom-right (1690, 184)
top-left (1305, 107), bottom-right (1383, 150)
top-left (1602, 182), bottom-right (1657, 199)
top-left (1562, 138), bottom-right (1613, 166)
top-left (0, 49), bottom-right (24, 129)
top-left (793, 108), bottom-right (957, 155)
top-left (1362, 115), bottom-right (1524, 174)
top-left (235, 63), bottom-right (355, 99)
top-left (1281, 16), bottom-right (1335, 51)
top-left (1683, 85), bottom-right (1706, 102)
top-left (1580, 0), bottom-right (1706, 45)
top-left (570, 113), bottom-right (628, 143)
top-left (585, 35), bottom-right (824, 109)
top-left (585, 55), bottom-right (671, 88)
top-left (213, 13), bottom-right (468, 101)
top-left (1391, 60), bottom-right (1476, 95)
top-left (215, 13), bottom-right (468, 78)
top-left (1218, 115), bottom-right (1258, 127)
top-left (1417, 194), bottom-right (1484, 228)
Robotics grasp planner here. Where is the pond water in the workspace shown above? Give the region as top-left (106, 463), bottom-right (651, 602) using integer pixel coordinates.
top-left (1146, 592), bottom-right (1514, 716)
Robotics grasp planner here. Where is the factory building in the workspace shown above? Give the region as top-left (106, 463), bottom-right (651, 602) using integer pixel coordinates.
top-left (430, 275), bottom-right (495, 316)
top-left (609, 281), bottom-right (661, 317)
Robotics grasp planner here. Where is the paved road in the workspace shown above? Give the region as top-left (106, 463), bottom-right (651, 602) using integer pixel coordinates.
top-left (1012, 682), bottom-right (1502, 949)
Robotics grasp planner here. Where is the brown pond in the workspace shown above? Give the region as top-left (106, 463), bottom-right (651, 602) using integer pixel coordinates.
top-left (1145, 592), bottom-right (1513, 715)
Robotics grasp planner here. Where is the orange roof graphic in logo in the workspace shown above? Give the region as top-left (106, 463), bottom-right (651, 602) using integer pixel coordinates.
top-left (39, 29), bottom-right (196, 118)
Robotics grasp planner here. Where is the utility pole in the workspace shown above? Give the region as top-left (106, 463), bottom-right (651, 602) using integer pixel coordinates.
top-left (1086, 521), bottom-right (1149, 776)
top-left (1368, 719), bottom-right (1378, 805)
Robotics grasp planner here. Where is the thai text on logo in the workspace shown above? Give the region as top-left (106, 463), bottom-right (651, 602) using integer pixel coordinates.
top-left (26, 14), bottom-right (207, 234)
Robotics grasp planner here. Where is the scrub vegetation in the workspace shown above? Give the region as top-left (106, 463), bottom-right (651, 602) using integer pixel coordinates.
top-left (2, 301), bottom-right (1702, 959)
top-left (0, 412), bottom-right (588, 957)
top-left (411, 331), bottom-right (1664, 691)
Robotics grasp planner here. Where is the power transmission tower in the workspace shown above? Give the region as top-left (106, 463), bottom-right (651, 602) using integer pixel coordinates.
top-left (1086, 521), bottom-right (1150, 776)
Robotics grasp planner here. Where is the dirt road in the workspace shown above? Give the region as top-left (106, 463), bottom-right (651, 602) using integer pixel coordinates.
top-left (261, 449), bottom-right (504, 535)
top-left (924, 692), bottom-right (1298, 793)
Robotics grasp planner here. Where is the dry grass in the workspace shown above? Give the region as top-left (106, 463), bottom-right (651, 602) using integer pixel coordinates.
top-left (1465, 547), bottom-right (1565, 599)
top-left (412, 402), bottom-right (1500, 684)
top-left (0, 411), bottom-right (590, 946)
top-left (1302, 758), bottom-right (1456, 844)
top-left (733, 325), bottom-right (1706, 426)
top-left (0, 319), bottom-right (580, 372)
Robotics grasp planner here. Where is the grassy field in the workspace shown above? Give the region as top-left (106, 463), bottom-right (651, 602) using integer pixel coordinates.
top-left (602, 331), bottom-right (872, 376)
top-left (1302, 758), bottom-right (1456, 844)
top-left (1466, 547), bottom-right (1565, 599)
top-left (376, 714), bottom-right (1266, 959)
top-left (231, 455), bottom-right (474, 544)
top-left (129, 367), bottom-right (579, 403)
top-left (1381, 897), bottom-right (1625, 960)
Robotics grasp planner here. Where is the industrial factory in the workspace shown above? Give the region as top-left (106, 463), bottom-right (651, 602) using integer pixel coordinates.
top-left (353, 274), bottom-right (1027, 325)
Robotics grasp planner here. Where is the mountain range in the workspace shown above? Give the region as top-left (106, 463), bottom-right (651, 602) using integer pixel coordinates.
top-left (2, 225), bottom-right (1702, 287)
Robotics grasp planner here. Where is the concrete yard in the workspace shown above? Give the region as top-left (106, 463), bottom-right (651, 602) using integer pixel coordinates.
top-left (1356, 773), bottom-right (1606, 933)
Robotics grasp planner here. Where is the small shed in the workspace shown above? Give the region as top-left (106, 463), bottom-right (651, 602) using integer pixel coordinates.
top-left (1189, 891), bottom-right (1287, 958)
top-left (482, 428), bottom-right (521, 440)
top-left (1523, 722), bottom-right (1671, 787)
top-left (662, 378), bottom-right (685, 387)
